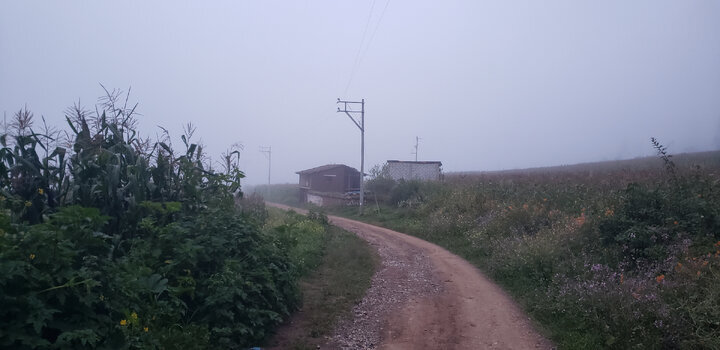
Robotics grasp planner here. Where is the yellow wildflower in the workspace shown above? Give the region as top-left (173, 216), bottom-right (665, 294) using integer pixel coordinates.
top-left (37, 188), bottom-right (44, 195)
top-left (29, 253), bottom-right (36, 260)
top-left (144, 327), bottom-right (149, 332)
top-left (131, 312), bottom-right (138, 321)
top-left (24, 201), bottom-right (32, 207)
top-left (164, 260), bottom-right (172, 264)
top-left (120, 319), bottom-right (127, 326)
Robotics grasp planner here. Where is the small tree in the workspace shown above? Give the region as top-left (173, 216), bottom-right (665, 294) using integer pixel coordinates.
top-left (365, 163), bottom-right (396, 203)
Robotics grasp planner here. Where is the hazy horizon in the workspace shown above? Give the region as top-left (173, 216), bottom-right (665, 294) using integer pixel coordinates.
top-left (2, 1), bottom-right (719, 185)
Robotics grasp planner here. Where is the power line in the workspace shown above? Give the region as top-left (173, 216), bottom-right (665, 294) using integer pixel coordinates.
top-left (344, 0), bottom-right (377, 96)
top-left (343, 0), bottom-right (392, 96)
top-left (358, 0), bottom-right (391, 66)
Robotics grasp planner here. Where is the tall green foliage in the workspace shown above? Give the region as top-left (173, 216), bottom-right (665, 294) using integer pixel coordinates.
top-left (0, 95), bottom-right (295, 349)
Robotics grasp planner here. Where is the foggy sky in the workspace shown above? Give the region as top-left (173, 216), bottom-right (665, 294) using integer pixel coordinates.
top-left (2, 1), bottom-right (719, 186)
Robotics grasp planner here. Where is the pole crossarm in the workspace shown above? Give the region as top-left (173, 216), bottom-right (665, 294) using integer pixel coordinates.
top-left (337, 99), bottom-right (364, 131)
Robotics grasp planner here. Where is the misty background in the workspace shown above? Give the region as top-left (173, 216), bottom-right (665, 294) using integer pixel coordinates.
top-left (1, 1), bottom-right (719, 186)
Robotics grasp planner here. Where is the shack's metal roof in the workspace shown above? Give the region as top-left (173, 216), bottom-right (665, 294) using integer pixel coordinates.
top-left (296, 164), bottom-right (360, 175)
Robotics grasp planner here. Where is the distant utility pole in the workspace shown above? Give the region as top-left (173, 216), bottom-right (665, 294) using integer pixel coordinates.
top-left (259, 146), bottom-right (271, 193)
top-left (337, 98), bottom-right (365, 213)
top-left (412, 136), bottom-right (421, 162)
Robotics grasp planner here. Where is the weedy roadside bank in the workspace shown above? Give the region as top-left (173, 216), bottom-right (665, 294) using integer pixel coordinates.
top-left (322, 148), bottom-right (720, 349)
top-left (262, 207), bottom-right (378, 350)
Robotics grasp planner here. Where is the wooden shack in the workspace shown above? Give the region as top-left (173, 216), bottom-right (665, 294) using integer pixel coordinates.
top-left (296, 164), bottom-right (361, 206)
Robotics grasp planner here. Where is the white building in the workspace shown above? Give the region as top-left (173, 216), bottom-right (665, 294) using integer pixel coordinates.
top-left (386, 160), bottom-right (442, 181)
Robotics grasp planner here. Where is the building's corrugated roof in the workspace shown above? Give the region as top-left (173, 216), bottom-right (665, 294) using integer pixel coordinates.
top-left (387, 160), bottom-right (442, 165)
top-left (296, 164), bottom-right (359, 175)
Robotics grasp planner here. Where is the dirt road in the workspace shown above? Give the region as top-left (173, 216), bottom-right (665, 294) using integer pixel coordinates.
top-left (268, 203), bottom-right (553, 350)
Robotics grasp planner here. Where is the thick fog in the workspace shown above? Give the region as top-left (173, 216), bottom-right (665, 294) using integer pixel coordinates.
top-left (1, 1), bottom-right (719, 185)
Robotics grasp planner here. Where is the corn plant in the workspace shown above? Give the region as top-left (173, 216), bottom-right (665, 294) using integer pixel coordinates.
top-left (0, 108), bottom-right (69, 224)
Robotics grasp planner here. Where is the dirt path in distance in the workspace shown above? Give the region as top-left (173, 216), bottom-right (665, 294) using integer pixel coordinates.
top-left (267, 203), bottom-right (553, 350)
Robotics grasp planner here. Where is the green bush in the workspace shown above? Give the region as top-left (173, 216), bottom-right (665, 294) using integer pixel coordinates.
top-left (0, 206), bottom-right (111, 348)
top-left (268, 210), bottom-right (328, 278)
top-left (598, 171), bottom-right (720, 265)
top-left (390, 180), bottom-right (422, 206)
top-left (0, 204), bottom-right (298, 348)
top-left (366, 174), bottom-right (396, 203)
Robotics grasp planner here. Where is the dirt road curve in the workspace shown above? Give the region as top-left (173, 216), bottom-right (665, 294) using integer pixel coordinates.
top-left (268, 203), bottom-right (553, 350)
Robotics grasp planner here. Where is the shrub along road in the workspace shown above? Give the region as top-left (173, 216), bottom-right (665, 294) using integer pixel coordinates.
top-left (267, 203), bottom-right (552, 349)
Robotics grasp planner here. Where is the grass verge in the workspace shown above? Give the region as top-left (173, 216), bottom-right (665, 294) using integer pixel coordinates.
top-left (264, 208), bottom-right (378, 350)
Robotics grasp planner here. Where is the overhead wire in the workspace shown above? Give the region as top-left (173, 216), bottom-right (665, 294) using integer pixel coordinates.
top-left (343, 0), bottom-right (377, 96)
top-left (358, 0), bottom-right (391, 68)
top-left (342, 0), bottom-right (391, 97)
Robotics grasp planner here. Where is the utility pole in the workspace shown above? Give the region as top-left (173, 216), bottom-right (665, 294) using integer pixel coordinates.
top-left (259, 146), bottom-right (271, 195)
top-left (337, 98), bottom-right (365, 214)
